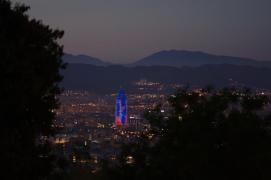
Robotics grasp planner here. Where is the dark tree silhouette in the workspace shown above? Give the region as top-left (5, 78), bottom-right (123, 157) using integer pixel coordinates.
top-left (103, 88), bottom-right (271, 180)
top-left (0, 0), bottom-right (65, 179)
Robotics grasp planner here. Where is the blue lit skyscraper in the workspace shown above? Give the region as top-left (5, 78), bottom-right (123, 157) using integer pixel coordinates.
top-left (115, 90), bottom-right (128, 126)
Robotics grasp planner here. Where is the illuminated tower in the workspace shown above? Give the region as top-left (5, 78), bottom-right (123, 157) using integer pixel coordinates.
top-left (115, 90), bottom-right (128, 126)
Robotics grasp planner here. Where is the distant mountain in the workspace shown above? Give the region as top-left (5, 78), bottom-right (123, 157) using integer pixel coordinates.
top-left (61, 63), bottom-right (271, 94)
top-left (132, 50), bottom-right (271, 68)
top-left (62, 53), bottom-right (110, 66)
top-left (62, 51), bottom-right (271, 68)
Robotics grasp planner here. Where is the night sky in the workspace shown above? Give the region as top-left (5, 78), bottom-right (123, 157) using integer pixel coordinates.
top-left (13, 0), bottom-right (271, 63)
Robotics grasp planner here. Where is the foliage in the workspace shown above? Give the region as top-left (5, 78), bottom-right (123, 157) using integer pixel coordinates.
top-left (102, 88), bottom-right (271, 180)
top-left (0, 0), bottom-right (65, 179)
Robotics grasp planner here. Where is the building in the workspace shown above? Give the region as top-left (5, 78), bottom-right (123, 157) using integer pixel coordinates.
top-left (115, 90), bottom-right (128, 126)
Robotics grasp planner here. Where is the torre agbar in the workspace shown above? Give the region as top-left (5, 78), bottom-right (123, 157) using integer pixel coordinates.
top-left (115, 90), bottom-right (128, 126)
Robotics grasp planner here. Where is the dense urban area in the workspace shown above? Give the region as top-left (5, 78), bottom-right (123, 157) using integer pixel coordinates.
top-left (52, 79), bottom-right (271, 173)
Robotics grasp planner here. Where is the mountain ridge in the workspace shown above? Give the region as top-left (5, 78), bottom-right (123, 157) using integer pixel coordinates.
top-left (131, 50), bottom-right (271, 67)
top-left (62, 50), bottom-right (271, 68)
top-left (61, 63), bottom-right (271, 94)
top-left (62, 53), bottom-right (111, 66)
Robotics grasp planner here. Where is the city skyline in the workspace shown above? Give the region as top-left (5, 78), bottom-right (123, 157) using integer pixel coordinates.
top-left (13, 0), bottom-right (271, 63)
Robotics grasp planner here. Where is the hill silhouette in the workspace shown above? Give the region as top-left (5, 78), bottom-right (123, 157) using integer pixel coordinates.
top-left (131, 50), bottom-right (271, 67)
top-left (61, 64), bottom-right (271, 93)
top-left (63, 50), bottom-right (271, 68)
top-left (62, 53), bottom-right (110, 66)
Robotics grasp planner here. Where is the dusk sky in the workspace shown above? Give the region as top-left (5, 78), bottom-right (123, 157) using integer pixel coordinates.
top-left (13, 0), bottom-right (271, 63)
